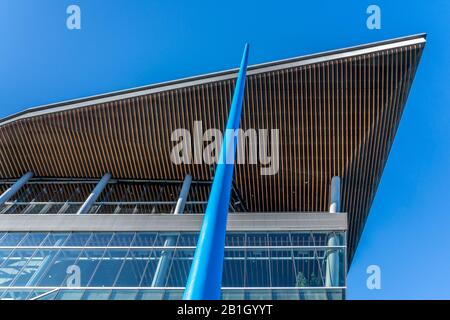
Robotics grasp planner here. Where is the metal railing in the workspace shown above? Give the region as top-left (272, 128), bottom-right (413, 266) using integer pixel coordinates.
top-left (0, 178), bottom-right (248, 214)
top-left (0, 201), bottom-right (208, 215)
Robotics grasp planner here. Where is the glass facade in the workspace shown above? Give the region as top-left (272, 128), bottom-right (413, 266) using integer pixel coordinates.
top-left (0, 231), bottom-right (346, 300)
top-left (0, 178), bottom-right (346, 300)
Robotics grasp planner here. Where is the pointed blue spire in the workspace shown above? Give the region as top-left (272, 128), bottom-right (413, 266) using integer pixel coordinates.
top-left (183, 43), bottom-right (250, 300)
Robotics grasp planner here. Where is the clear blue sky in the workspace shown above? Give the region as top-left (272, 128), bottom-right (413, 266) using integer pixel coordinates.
top-left (0, 0), bottom-right (449, 299)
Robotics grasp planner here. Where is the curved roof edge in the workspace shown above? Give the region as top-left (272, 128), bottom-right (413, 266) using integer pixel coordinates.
top-left (0, 33), bottom-right (426, 126)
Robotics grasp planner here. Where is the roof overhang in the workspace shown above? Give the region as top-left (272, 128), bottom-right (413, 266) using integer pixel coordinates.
top-left (0, 34), bottom-right (426, 260)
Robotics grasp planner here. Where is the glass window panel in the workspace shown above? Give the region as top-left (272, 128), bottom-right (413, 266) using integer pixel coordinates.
top-left (139, 251), bottom-right (159, 287)
top-left (64, 233), bottom-right (92, 246)
top-left (41, 233), bottom-right (69, 246)
top-left (309, 232), bottom-right (329, 246)
top-left (136, 289), bottom-right (165, 300)
top-left (86, 233), bottom-right (113, 246)
top-left (245, 289), bottom-right (272, 300)
top-left (177, 233), bottom-right (197, 246)
top-left (146, 248), bottom-right (176, 287)
top-left (300, 289), bottom-right (328, 300)
top-left (222, 248), bottom-right (245, 287)
top-left (245, 248), bottom-right (270, 287)
top-left (272, 289), bottom-right (300, 300)
top-left (0, 249), bottom-right (12, 267)
top-left (82, 289), bottom-right (112, 300)
top-left (115, 249), bottom-right (151, 287)
top-left (225, 233), bottom-right (245, 246)
top-left (326, 289), bottom-right (345, 300)
top-left (26, 204), bottom-right (47, 214)
top-left (29, 289), bottom-right (59, 300)
top-left (54, 289), bottom-right (84, 300)
top-left (0, 249), bottom-right (36, 287)
top-left (11, 249), bottom-right (55, 287)
top-left (293, 249), bottom-right (324, 287)
top-left (64, 204), bottom-right (82, 214)
top-left (270, 248), bottom-right (296, 287)
top-left (154, 233), bottom-right (178, 246)
top-left (337, 248), bottom-right (346, 287)
top-left (222, 289), bottom-right (245, 300)
top-left (36, 250), bottom-right (80, 287)
top-left (20, 233), bottom-right (48, 246)
top-left (0, 233), bottom-right (27, 246)
top-left (74, 249), bottom-right (105, 287)
top-left (15, 249), bottom-right (59, 287)
top-left (290, 232), bottom-right (313, 246)
top-left (165, 249), bottom-right (193, 287)
top-left (3, 204), bottom-right (28, 215)
top-left (268, 233), bottom-right (291, 246)
top-left (89, 250), bottom-right (128, 287)
top-left (246, 233), bottom-right (268, 246)
top-left (110, 289), bottom-right (138, 300)
top-left (131, 233), bottom-right (157, 247)
top-left (0, 289), bottom-right (33, 300)
top-left (45, 203), bottom-right (64, 214)
top-left (164, 289), bottom-right (183, 300)
top-left (109, 233), bottom-right (135, 247)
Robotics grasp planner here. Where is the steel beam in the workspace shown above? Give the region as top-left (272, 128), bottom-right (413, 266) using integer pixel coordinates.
top-left (329, 176), bottom-right (341, 214)
top-left (326, 176), bottom-right (341, 287)
top-left (151, 175), bottom-right (192, 287)
top-left (0, 212), bottom-right (348, 232)
top-left (173, 175), bottom-right (192, 214)
top-left (76, 173), bottom-right (111, 214)
top-left (183, 44), bottom-right (250, 300)
top-left (0, 172), bottom-right (33, 205)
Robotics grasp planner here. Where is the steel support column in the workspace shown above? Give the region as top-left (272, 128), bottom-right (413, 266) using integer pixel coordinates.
top-left (76, 173), bottom-right (111, 214)
top-left (183, 44), bottom-right (250, 300)
top-left (151, 175), bottom-right (192, 287)
top-left (325, 176), bottom-right (341, 287)
top-left (0, 172), bottom-right (33, 206)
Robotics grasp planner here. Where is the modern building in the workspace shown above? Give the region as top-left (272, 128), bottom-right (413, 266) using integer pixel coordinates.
top-left (0, 34), bottom-right (425, 300)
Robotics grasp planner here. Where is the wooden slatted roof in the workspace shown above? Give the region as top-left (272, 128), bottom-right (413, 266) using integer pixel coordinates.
top-left (0, 34), bottom-right (426, 260)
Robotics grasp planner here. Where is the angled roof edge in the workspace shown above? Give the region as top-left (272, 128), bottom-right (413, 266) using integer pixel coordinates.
top-left (0, 33), bottom-right (426, 126)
